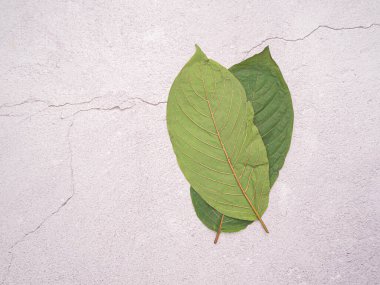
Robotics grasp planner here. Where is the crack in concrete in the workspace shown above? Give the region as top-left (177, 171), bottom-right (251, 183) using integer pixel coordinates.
top-left (128, 97), bottom-right (168, 106)
top-left (2, 254), bottom-right (13, 285)
top-left (61, 103), bottom-right (137, 119)
top-left (2, 121), bottom-right (76, 284)
top-left (0, 99), bottom-right (48, 110)
top-left (0, 96), bottom-right (102, 111)
top-left (0, 95), bottom-right (166, 112)
top-left (0, 95), bottom-right (167, 122)
top-left (244, 23), bottom-right (380, 56)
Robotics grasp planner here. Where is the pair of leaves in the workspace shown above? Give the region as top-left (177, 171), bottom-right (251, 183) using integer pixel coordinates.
top-left (190, 47), bottom-right (294, 233)
top-left (167, 45), bottom-right (293, 237)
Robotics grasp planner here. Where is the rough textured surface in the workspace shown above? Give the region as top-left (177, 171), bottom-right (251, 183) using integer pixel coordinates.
top-left (0, 1), bottom-right (379, 284)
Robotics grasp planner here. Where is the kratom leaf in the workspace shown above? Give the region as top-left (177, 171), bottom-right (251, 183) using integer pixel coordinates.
top-left (230, 47), bottom-right (294, 186)
top-left (190, 47), bottom-right (294, 233)
top-left (167, 45), bottom-right (270, 224)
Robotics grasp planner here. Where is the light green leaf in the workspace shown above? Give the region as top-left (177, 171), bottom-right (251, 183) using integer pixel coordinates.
top-left (190, 47), bottom-right (294, 232)
top-left (167, 45), bottom-right (270, 222)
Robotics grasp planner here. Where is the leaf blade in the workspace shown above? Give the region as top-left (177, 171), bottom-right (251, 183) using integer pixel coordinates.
top-left (167, 46), bottom-right (270, 221)
top-left (230, 47), bottom-right (294, 186)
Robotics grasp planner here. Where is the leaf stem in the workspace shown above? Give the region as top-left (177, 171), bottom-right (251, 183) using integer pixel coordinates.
top-left (214, 215), bottom-right (224, 244)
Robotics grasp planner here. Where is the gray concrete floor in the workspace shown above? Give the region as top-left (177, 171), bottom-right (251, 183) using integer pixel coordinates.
top-left (0, 1), bottom-right (379, 284)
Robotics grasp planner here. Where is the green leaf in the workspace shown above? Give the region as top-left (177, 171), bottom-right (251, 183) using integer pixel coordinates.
top-left (230, 47), bottom-right (294, 186)
top-left (190, 47), bottom-right (294, 232)
top-left (167, 45), bottom-right (270, 222)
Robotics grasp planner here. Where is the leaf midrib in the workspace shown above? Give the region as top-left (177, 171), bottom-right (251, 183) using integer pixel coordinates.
top-left (204, 90), bottom-right (269, 233)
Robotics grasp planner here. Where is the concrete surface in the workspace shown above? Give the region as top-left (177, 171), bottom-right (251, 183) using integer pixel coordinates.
top-left (1, 1), bottom-right (379, 284)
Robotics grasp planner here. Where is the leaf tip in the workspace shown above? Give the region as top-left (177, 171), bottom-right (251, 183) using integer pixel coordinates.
top-left (192, 44), bottom-right (208, 62)
top-left (262, 46), bottom-right (272, 57)
top-left (182, 45), bottom-right (209, 68)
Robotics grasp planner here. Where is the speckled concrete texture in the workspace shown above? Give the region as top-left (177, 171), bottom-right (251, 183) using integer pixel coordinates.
top-left (1, 1), bottom-right (379, 284)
